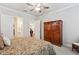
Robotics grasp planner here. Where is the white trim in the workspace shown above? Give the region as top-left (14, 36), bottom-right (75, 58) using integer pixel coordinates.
top-left (40, 4), bottom-right (79, 17)
top-left (0, 5), bottom-right (35, 17)
top-left (0, 4), bottom-right (79, 17)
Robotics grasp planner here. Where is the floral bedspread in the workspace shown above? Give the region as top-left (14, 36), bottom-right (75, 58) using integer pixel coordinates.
top-left (0, 37), bottom-right (56, 55)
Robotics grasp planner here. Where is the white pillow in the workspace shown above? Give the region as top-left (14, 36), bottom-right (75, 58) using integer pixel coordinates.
top-left (3, 36), bottom-right (11, 46)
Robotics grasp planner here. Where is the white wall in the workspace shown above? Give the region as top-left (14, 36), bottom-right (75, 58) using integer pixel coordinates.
top-left (23, 17), bottom-right (35, 37)
top-left (1, 15), bottom-right (13, 39)
top-left (26, 19), bottom-right (40, 39)
top-left (34, 20), bottom-right (40, 39)
top-left (39, 5), bottom-right (79, 47)
top-left (0, 5), bottom-right (36, 37)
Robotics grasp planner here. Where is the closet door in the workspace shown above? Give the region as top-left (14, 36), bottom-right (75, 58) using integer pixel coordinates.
top-left (51, 21), bottom-right (60, 45)
top-left (44, 20), bottom-right (62, 46)
top-left (44, 22), bottom-right (51, 42)
top-left (1, 15), bottom-right (13, 39)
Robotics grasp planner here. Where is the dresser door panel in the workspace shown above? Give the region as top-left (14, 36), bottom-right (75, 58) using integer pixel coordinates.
top-left (44, 20), bottom-right (62, 46)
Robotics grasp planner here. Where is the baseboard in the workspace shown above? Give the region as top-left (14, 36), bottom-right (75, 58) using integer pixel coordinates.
top-left (63, 43), bottom-right (72, 48)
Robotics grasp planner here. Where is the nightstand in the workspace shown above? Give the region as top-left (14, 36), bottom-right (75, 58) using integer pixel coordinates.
top-left (72, 43), bottom-right (79, 52)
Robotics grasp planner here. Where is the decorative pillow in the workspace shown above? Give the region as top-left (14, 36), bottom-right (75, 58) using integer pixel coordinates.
top-left (0, 35), bottom-right (4, 50)
top-left (3, 36), bottom-right (11, 46)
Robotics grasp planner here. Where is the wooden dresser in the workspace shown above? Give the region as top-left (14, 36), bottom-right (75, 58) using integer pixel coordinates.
top-left (44, 20), bottom-right (63, 46)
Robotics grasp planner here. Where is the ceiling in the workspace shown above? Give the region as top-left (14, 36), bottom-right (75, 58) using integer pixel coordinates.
top-left (0, 3), bottom-right (77, 16)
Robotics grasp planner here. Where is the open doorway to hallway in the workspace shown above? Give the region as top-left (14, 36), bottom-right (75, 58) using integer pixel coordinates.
top-left (13, 17), bottom-right (23, 38)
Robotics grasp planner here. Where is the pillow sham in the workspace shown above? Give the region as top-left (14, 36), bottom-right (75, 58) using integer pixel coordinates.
top-left (0, 35), bottom-right (4, 50)
top-left (3, 36), bottom-right (11, 46)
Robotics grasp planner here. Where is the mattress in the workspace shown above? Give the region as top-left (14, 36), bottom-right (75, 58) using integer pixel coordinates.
top-left (0, 37), bottom-right (56, 55)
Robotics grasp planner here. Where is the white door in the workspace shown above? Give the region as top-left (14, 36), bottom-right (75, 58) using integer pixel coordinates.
top-left (14, 17), bottom-right (23, 37)
top-left (1, 15), bottom-right (13, 39)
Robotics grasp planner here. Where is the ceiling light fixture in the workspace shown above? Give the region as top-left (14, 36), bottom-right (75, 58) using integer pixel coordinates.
top-left (25, 3), bottom-right (49, 13)
top-left (35, 3), bottom-right (41, 11)
top-left (35, 7), bottom-right (41, 11)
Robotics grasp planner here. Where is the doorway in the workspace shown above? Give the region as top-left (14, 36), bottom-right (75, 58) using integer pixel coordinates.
top-left (13, 17), bottom-right (23, 38)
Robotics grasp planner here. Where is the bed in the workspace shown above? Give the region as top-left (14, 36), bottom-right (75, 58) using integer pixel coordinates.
top-left (0, 37), bottom-right (56, 55)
